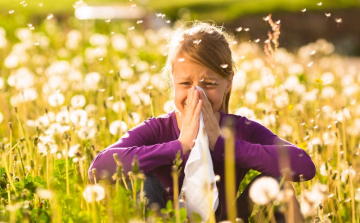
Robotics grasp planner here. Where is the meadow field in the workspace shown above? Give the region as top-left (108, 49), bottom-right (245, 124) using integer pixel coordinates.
top-left (0, 9), bottom-right (360, 223)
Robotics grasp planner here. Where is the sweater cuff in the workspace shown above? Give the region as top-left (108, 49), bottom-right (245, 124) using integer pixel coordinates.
top-left (213, 135), bottom-right (225, 161)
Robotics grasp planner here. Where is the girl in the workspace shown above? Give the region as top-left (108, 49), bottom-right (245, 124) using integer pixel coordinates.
top-left (88, 21), bottom-right (315, 222)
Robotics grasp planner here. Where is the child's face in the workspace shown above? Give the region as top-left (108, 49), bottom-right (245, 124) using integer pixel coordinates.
top-left (171, 53), bottom-right (233, 115)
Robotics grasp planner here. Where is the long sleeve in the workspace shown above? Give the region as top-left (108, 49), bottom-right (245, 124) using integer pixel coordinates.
top-left (88, 115), bottom-right (183, 184)
top-left (213, 115), bottom-right (315, 182)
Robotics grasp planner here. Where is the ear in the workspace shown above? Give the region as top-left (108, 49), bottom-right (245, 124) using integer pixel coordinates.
top-left (225, 71), bottom-right (234, 94)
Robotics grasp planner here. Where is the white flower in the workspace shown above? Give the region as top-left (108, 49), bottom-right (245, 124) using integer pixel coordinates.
top-left (321, 86), bottom-right (336, 99)
top-left (84, 72), bottom-right (101, 91)
top-left (71, 95), bottom-right (86, 108)
top-left (240, 61), bottom-right (253, 72)
top-left (249, 177), bottom-right (280, 205)
top-left (249, 80), bottom-right (262, 93)
top-left (7, 68), bottom-right (35, 90)
top-left (37, 134), bottom-right (58, 155)
top-left (4, 54), bottom-right (19, 68)
top-left (119, 66), bottom-right (134, 79)
top-left (232, 69), bottom-right (246, 90)
top-left (83, 185), bottom-right (105, 203)
top-left (68, 144), bottom-right (81, 157)
top-left (45, 60), bottom-right (71, 76)
top-left (279, 124), bottom-right (293, 137)
top-left (321, 72), bottom-right (334, 85)
top-left (36, 188), bottom-right (54, 199)
top-left (260, 72), bottom-right (275, 87)
top-left (48, 92), bottom-right (65, 107)
top-left (355, 189), bottom-right (360, 201)
top-left (129, 112), bottom-right (141, 125)
top-left (234, 107), bottom-right (256, 120)
top-left (109, 120), bottom-right (128, 136)
top-left (287, 63), bottom-right (304, 76)
top-left (284, 75), bottom-right (299, 91)
top-left (85, 104), bottom-right (98, 116)
top-left (340, 168), bottom-right (356, 183)
top-left (70, 109), bottom-right (88, 127)
top-left (163, 100), bottom-right (176, 113)
top-left (78, 127), bottom-right (96, 140)
top-left (131, 34), bottom-right (145, 48)
top-left (111, 34), bottom-right (128, 51)
top-left (244, 91), bottom-right (257, 105)
top-left (89, 33), bottom-right (109, 46)
top-left (112, 101), bottom-right (125, 113)
top-left (56, 110), bottom-right (70, 124)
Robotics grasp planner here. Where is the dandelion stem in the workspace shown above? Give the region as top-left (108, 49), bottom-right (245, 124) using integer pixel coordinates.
top-left (65, 138), bottom-right (70, 195)
top-left (222, 118), bottom-right (237, 222)
top-left (172, 165), bottom-right (180, 223)
top-left (349, 167), bottom-right (355, 223)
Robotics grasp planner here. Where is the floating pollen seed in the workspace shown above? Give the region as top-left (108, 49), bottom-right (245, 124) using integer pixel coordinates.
top-left (39, 3), bottom-right (43, 7)
top-left (335, 18), bottom-right (342, 23)
top-left (136, 20), bottom-right (143, 24)
top-left (193, 39), bottom-right (202, 45)
top-left (232, 40), bottom-right (238, 45)
top-left (98, 89), bottom-right (105, 92)
top-left (46, 13), bottom-right (54, 19)
top-left (317, 2), bottom-right (322, 6)
top-left (220, 64), bottom-right (228, 68)
top-left (110, 31), bottom-right (114, 34)
top-left (200, 78), bottom-right (204, 82)
top-left (263, 16), bottom-right (270, 21)
top-left (9, 10), bottom-right (14, 14)
top-left (244, 28), bottom-right (250, 31)
top-left (310, 50), bottom-right (316, 55)
top-left (34, 42), bottom-right (40, 46)
top-left (166, 20), bottom-right (171, 23)
top-left (99, 117), bottom-right (106, 120)
top-left (235, 27), bottom-right (242, 32)
top-left (150, 65), bottom-right (156, 69)
top-left (325, 13), bottom-right (331, 17)
top-left (254, 39), bottom-right (260, 43)
top-left (264, 39), bottom-right (270, 44)
top-left (128, 26), bottom-right (135, 30)
top-left (275, 20), bottom-right (281, 25)
top-left (105, 19), bottom-right (111, 23)
top-left (307, 61), bottom-right (313, 67)
top-left (178, 58), bottom-right (185, 62)
top-left (301, 8), bottom-right (306, 13)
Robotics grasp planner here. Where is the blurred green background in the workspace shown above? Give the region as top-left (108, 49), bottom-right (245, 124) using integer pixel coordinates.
top-left (1, 0), bottom-right (360, 55)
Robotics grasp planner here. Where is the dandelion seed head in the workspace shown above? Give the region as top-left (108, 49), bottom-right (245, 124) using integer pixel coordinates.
top-left (83, 185), bottom-right (105, 203)
top-left (36, 188), bottom-right (54, 199)
top-left (249, 177), bottom-right (279, 205)
top-left (109, 120), bottom-right (128, 135)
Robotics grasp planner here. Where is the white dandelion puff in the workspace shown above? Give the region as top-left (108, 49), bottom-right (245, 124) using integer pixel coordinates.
top-left (83, 185), bottom-right (105, 203)
top-left (249, 177), bottom-right (280, 205)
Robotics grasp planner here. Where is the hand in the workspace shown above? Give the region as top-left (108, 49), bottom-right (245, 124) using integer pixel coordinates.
top-left (199, 91), bottom-right (221, 151)
top-left (178, 86), bottom-right (203, 154)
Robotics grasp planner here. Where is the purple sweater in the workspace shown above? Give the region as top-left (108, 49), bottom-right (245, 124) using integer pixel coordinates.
top-left (88, 110), bottom-right (315, 217)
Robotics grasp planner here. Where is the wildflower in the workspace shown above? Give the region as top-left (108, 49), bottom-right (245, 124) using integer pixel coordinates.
top-left (111, 34), bottom-right (128, 52)
top-left (56, 110), bottom-right (70, 125)
top-left (119, 66), bottom-right (134, 79)
top-left (78, 127), bottom-right (96, 140)
top-left (70, 109), bottom-right (88, 127)
top-left (235, 107), bottom-right (257, 120)
top-left (7, 68), bottom-right (35, 90)
top-left (109, 120), bottom-right (128, 136)
top-left (232, 69), bottom-right (246, 90)
top-left (132, 35), bottom-right (145, 48)
top-left (82, 184), bottom-right (105, 202)
top-left (89, 33), bottom-right (109, 46)
top-left (112, 101), bottom-right (125, 113)
top-left (244, 91), bottom-right (257, 105)
top-left (71, 94), bottom-right (86, 108)
top-left (49, 123), bottom-right (70, 135)
top-left (129, 112), bottom-right (141, 125)
top-left (300, 182), bottom-right (326, 217)
top-left (321, 86), bottom-right (336, 99)
top-left (68, 144), bottom-right (80, 157)
top-left (163, 100), bottom-right (176, 113)
top-left (340, 168), bottom-right (356, 183)
top-left (279, 124), bottom-right (293, 137)
top-left (85, 104), bottom-right (98, 116)
top-left (48, 92), bottom-right (65, 107)
top-left (249, 176), bottom-right (280, 205)
top-left (36, 188), bottom-right (54, 199)
top-left (37, 134), bottom-right (58, 155)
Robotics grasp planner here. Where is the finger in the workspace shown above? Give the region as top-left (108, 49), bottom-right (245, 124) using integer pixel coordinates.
top-left (194, 99), bottom-right (203, 119)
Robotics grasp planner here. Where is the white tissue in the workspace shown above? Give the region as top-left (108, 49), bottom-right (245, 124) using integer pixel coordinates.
top-left (180, 86), bottom-right (219, 222)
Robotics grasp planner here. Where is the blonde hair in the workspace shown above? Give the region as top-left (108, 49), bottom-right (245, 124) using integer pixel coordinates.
top-left (162, 21), bottom-right (235, 113)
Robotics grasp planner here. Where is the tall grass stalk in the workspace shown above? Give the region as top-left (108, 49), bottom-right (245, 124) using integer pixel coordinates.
top-left (15, 107), bottom-right (31, 165)
top-left (171, 165), bottom-right (180, 223)
top-left (64, 134), bottom-right (70, 195)
top-left (349, 167), bottom-right (355, 223)
top-left (222, 118), bottom-right (237, 222)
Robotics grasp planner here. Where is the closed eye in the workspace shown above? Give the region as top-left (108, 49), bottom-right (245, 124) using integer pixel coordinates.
top-left (180, 82), bottom-right (191, 85)
top-left (204, 82), bottom-right (217, 86)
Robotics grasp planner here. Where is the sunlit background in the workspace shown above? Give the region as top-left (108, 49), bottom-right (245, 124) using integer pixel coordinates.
top-left (1, 0), bottom-right (360, 222)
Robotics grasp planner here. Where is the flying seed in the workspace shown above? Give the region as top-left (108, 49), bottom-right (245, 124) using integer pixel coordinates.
top-left (263, 16), bottom-right (270, 21)
top-left (9, 10), bottom-right (14, 14)
top-left (301, 8), bottom-right (306, 13)
top-left (317, 2), bottom-right (322, 6)
top-left (325, 13), bottom-right (331, 17)
top-left (310, 50), bottom-right (316, 55)
top-left (307, 61), bottom-right (313, 67)
top-left (105, 19), bottom-right (111, 23)
top-left (235, 27), bottom-right (242, 32)
top-left (137, 20), bottom-right (143, 24)
top-left (255, 39), bottom-right (260, 43)
top-left (220, 64), bottom-right (228, 68)
top-left (244, 28), bottom-right (250, 31)
top-left (178, 58), bottom-right (185, 62)
top-left (128, 26), bottom-right (135, 30)
top-left (335, 18), bottom-right (342, 23)
top-left (46, 14), bottom-right (54, 19)
top-left (193, 39), bottom-right (202, 44)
